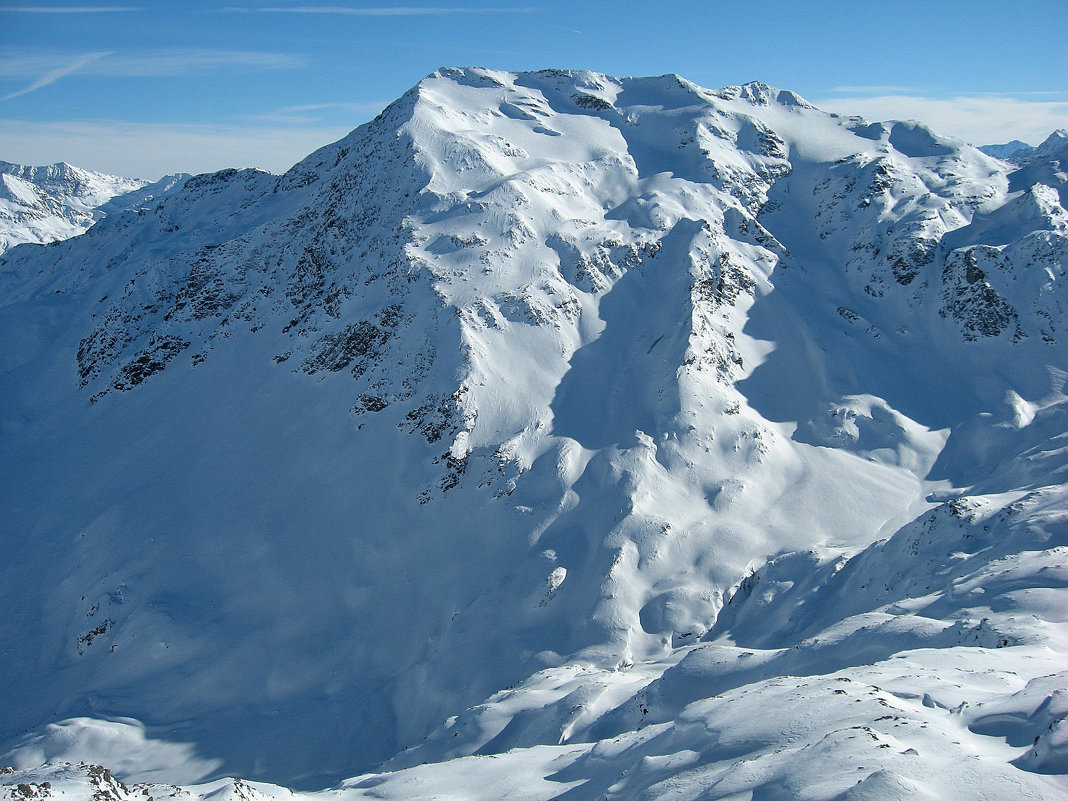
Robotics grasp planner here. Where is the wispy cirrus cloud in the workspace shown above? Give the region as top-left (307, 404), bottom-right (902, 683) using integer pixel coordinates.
top-left (814, 93), bottom-right (1068, 147)
top-left (223, 5), bottom-right (538, 15)
top-left (0, 50), bottom-right (302, 78)
top-left (89, 50), bottom-right (303, 76)
top-left (0, 49), bottom-right (302, 101)
top-left (829, 85), bottom-right (921, 95)
top-left (4, 5), bottom-right (139, 11)
top-left (830, 85), bottom-right (1068, 101)
top-left (0, 51), bottom-right (111, 102)
top-left (255, 100), bottom-right (389, 124)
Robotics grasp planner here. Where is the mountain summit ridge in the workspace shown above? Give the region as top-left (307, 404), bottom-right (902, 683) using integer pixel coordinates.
top-left (1, 68), bottom-right (1066, 799)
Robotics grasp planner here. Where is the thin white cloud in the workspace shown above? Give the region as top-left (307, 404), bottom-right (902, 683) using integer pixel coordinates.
top-left (254, 101), bottom-right (389, 124)
top-left (814, 94), bottom-right (1068, 147)
top-left (830, 85), bottom-right (1068, 101)
top-left (4, 6), bottom-right (139, 11)
top-left (275, 102), bottom-right (371, 113)
top-left (0, 117), bottom-right (358, 179)
top-left (0, 49), bottom-right (302, 99)
top-left (830, 85), bottom-right (920, 95)
top-left (0, 51), bottom-right (110, 102)
top-left (959, 90), bottom-right (1068, 99)
top-left (90, 50), bottom-right (303, 76)
top-left (231, 5), bottom-right (538, 15)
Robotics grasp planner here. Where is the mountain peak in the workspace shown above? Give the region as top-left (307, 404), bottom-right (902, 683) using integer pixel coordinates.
top-left (713, 79), bottom-right (813, 109)
top-left (979, 138), bottom-right (1034, 161)
top-left (1035, 127), bottom-right (1068, 156)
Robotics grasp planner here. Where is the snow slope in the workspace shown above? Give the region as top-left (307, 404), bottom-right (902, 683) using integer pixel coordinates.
top-left (0, 161), bottom-right (185, 254)
top-left (1, 68), bottom-right (1066, 799)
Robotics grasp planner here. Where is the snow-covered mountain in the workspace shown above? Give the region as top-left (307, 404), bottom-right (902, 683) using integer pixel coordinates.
top-left (1, 68), bottom-right (1066, 800)
top-left (980, 138), bottom-right (1035, 161)
top-left (982, 130), bottom-right (1068, 167)
top-left (0, 160), bottom-right (186, 254)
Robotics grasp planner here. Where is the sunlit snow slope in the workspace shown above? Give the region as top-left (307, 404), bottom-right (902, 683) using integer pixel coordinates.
top-left (1, 69), bottom-right (1066, 800)
top-left (0, 161), bottom-right (185, 255)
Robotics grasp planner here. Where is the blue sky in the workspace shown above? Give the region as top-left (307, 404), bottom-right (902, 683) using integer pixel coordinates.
top-left (2, 1), bottom-right (1066, 178)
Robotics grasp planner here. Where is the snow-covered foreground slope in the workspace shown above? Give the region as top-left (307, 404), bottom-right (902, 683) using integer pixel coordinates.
top-left (1, 68), bottom-right (1066, 799)
top-left (0, 161), bottom-right (185, 254)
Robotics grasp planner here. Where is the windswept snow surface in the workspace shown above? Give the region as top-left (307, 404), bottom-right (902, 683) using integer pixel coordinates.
top-left (1, 69), bottom-right (1066, 799)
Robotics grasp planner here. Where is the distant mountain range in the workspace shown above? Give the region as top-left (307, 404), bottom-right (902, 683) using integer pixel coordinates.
top-left (0, 160), bottom-right (187, 254)
top-left (1, 69), bottom-right (1066, 801)
top-left (981, 130), bottom-right (1068, 164)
